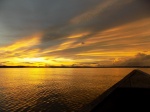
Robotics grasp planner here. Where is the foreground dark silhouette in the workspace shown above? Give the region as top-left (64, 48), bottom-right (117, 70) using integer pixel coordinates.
top-left (81, 69), bottom-right (150, 112)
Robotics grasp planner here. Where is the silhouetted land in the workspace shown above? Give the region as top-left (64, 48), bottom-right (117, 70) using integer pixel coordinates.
top-left (0, 66), bottom-right (150, 68)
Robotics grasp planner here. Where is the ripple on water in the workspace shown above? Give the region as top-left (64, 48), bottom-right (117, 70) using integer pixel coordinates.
top-left (0, 68), bottom-right (143, 112)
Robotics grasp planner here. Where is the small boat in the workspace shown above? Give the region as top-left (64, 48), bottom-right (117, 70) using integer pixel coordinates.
top-left (80, 69), bottom-right (150, 112)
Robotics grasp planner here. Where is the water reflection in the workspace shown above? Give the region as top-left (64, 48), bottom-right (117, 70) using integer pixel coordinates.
top-left (0, 68), bottom-right (149, 111)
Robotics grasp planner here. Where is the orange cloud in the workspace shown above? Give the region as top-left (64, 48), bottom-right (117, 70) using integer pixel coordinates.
top-left (0, 33), bottom-right (42, 52)
top-left (0, 18), bottom-right (150, 66)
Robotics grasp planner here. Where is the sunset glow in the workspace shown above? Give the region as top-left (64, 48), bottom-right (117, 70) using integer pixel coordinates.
top-left (0, 0), bottom-right (150, 67)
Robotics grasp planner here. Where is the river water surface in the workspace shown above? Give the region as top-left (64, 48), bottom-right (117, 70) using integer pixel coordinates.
top-left (0, 68), bottom-right (150, 112)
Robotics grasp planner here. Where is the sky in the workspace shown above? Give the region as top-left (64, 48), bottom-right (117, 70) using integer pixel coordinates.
top-left (0, 0), bottom-right (150, 66)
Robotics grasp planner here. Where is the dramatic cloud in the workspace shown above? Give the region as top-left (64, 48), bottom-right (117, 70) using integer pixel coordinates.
top-left (0, 0), bottom-right (150, 66)
top-left (115, 53), bottom-right (150, 66)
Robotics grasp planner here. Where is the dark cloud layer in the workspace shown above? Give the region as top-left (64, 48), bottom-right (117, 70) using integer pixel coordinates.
top-left (42, 0), bottom-right (150, 40)
top-left (0, 0), bottom-right (150, 45)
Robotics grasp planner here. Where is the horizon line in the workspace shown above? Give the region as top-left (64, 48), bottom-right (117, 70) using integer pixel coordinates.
top-left (0, 65), bottom-right (150, 68)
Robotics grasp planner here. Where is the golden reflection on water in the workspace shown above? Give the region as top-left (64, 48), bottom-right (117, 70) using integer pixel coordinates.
top-left (0, 68), bottom-right (150, 111)
top-left (0, 69), bottom-right (48, 111)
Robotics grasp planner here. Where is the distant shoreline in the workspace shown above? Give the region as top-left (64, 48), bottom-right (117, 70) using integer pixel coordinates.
top-left (0, 66), bottom-right (150, 68)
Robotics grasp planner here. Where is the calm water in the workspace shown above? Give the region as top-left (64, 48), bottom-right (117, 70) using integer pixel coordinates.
top-left (0, 68), bottom-right (150, 112)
